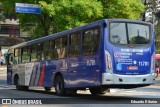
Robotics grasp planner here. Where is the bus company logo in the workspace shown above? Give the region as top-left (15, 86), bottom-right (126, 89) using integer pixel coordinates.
top-left (2, 99), bottom-right (11, 104)
top-left (114, 52), bottom-right (120, 58)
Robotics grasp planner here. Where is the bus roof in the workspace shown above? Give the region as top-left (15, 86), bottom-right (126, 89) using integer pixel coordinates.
top-left (8, 19), bottom-right (151, 49)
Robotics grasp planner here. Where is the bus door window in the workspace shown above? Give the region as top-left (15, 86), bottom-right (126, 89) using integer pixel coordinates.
top-left (8, 49), bottom-right (14, 65)
top-left (69, 33), bottom-right (80, 57)
top-left (82, 28), bottom-right (100, 55)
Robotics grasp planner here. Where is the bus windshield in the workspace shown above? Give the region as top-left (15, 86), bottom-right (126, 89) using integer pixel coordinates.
top-left (110, 22), bottom-right (150, 44)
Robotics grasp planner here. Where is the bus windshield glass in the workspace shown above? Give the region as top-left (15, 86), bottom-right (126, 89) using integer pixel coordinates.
top-left (110, 22), bottom-right (150, 44)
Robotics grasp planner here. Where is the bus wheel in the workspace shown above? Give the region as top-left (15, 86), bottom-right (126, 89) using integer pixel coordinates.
top-left (14, 76), bottom-right (28, 91)
top-left (45, 87), bottom-right (52, 92)
top-left (55, 75), bottom-right (66, 96)
top-left (14, 75), bottom-right (20, 90)
top-left (89, 88), bottom-right (110, 95)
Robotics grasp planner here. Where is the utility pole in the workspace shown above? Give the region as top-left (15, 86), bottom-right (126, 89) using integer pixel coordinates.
top-left (142, 0), bottom-right (146, 21)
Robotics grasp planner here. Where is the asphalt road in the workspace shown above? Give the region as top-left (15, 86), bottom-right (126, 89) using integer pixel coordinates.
top-left (0, 66), bottom-right (160, 107)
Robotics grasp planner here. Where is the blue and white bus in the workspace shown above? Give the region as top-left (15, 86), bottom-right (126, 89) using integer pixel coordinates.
top-left (7, 19), bottom-right (156, 96)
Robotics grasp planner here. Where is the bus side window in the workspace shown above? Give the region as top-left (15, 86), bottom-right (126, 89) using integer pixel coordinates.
top-left (69, 33), bottom-right (80, 57)
top-left (54, 36), bottom-right (67, 59)
top-left (43, 41), bottom-right (53, 60)
top-left (14, 48), bottom-right (21, 64)
top-left (8, 49), bottom-right (17, 64)
top-left (52, 39), bottom-right (58, 59)
top-left (8, 49), bottom-right (14, 65)
top-left (82, 28), bottom-right (100, 55)
top-left (31, 44), bottom-right (37, 62)
top-left (61, 37), bottom-right (67, 58)
top-left (93, 29), bottom-right (100, 51)
top-left (22, 47), bottom-right (30, 63)
top-left (54, 38), bottom-right (61, 59)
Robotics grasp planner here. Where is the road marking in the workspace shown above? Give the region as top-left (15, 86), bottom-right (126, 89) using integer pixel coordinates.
top-left (0, 85), bottom-right (15, 89)
top-left (1, 105), bottom-right (9, 107)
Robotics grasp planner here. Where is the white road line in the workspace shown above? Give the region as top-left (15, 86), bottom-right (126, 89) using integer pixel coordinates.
top-left (0, 85), bottom-right (15, 89)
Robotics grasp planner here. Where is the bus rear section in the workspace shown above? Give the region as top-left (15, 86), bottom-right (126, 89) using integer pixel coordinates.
top-left (102, 20), bottom-right (156, 88)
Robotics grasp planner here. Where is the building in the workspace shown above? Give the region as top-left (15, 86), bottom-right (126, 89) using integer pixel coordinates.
top-left (0, 3), bottom-right (30, 64)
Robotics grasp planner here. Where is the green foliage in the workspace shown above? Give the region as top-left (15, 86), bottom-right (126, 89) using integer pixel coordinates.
top-left (100, 0), bottom-right (145, 19)
top-left (51, 0), bottom-right (103, 32)
top-left (1, 0), bottom-right (103, 39)
top-left (0, 0), bottom-right (145, 39)
top-left (155, 19), bottom-right (160, 51)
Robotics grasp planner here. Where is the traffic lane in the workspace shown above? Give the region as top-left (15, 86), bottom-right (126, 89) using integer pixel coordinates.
top-left (0, 86), bottom-right (160, 99)
top-left (132, 76), bottom-right (160, 94)
top-left (0, 90), bottom-right (160, 107)
top-left (0, 76), bottom-right (159, 99)
top-left (0, 89), bottom-right (159, 104)
top-left (0, 83), bottom-right (160, 106)
top-left (155, 76), bottom-right (160, 84)
top-left (0, 76), bottom-right (160, 98)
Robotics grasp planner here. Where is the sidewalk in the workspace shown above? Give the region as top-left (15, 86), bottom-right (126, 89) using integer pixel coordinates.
top-left (0, 66), bottom-right (7, 74)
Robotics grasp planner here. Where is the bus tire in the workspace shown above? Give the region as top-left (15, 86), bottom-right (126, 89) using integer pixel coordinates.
top-left (89, 87), bottom-right (110, 95)
top-left (14, 75), bottom-right (28, 91)
top-left (45, 87), bottom-right (52, 92)
top-left (14, 75), bottom-right (20, 90)
top-left (55, 75), bottom-right (66, 96)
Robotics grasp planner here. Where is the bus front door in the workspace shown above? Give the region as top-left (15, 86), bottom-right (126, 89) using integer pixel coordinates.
top-left (7, 55), bottom-right (12, 85)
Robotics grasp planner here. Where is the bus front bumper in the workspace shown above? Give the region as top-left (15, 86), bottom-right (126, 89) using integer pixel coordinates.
top-left (102, 73), bottom-right (156, 85)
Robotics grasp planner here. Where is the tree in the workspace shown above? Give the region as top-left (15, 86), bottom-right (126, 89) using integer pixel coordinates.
top-left (0, 3), bottom-right (5, 22)
top-left (1, 0), bottom-right (103, 39)
top-left (0, 0), bottom-right (145, 39)
top-left (49, 0), bottom-right (103, 32)
top-left (142, 0), bottom-right (160, 23)
top-left (144, 0), bottom-right (160, 52)
top-left (99, 0), bottom-right (145, 19)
